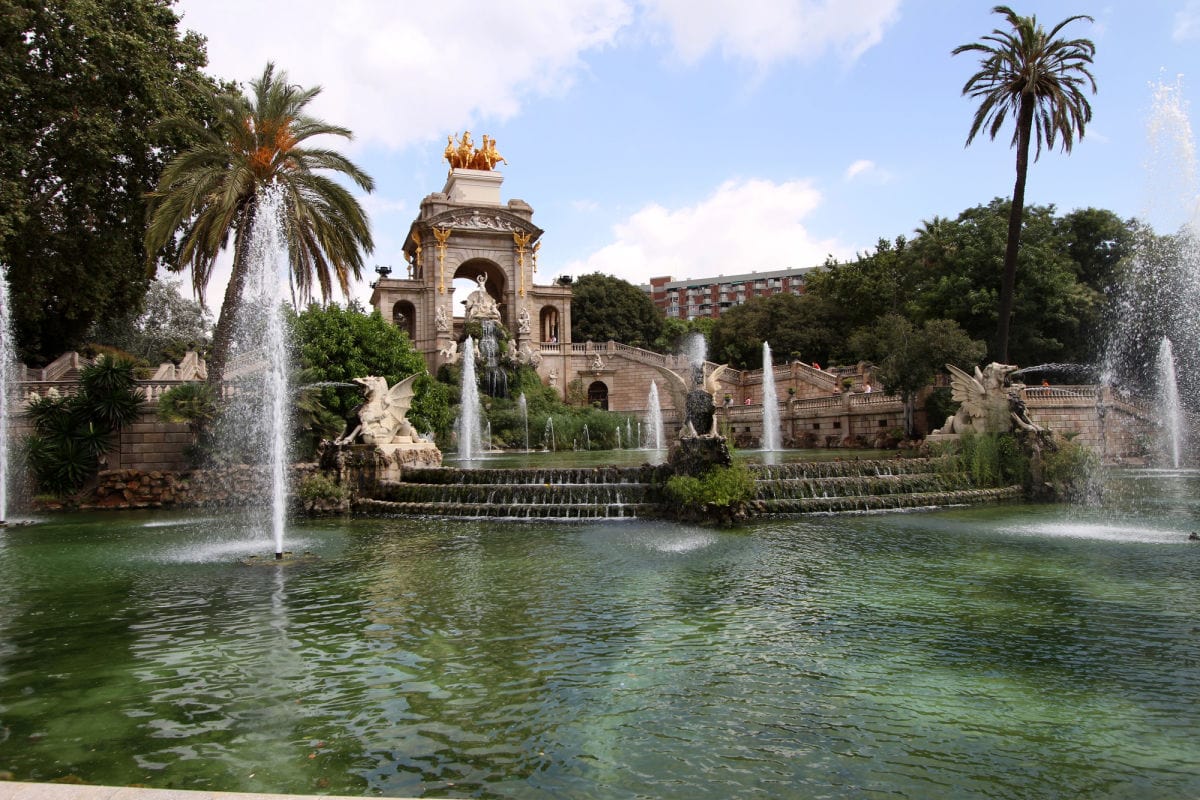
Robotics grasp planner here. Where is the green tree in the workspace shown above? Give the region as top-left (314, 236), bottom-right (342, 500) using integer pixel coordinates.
top-left (848, 314), bottom-right (986, 437)
top-left (710, 286), bottom-right (849, 369)
top-left (145, 63), bottom-right (375, 388)
top-left (291, 303), bottom-right (451, 449)
top-left (570, 273), bottom-right (665, 349)
top-left (88, 278), bottom-right (211, 364)
top-left (954, 6), bottom-right (1096, 362)
top-left (0, 0), bottom-right (219, 362)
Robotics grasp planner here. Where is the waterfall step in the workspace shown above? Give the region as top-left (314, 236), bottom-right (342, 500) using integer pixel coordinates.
top-left (753, 472), bottom-right (976, 500)
top-left (356, 498), bottom-right (652, 519)
top-left (749, 485), bottom-right (1023, 514)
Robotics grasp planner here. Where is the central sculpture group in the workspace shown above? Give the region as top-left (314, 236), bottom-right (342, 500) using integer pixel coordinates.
top-left (444, 131), bottom-right (506, 171)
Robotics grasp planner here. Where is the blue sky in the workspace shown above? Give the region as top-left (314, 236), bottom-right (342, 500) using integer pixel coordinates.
top-left (173, 1), bottom-right (1200, 309)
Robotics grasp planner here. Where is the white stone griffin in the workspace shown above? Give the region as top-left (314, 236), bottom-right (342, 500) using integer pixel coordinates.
top-left (336, 374), bottom-right (421, 445)
top-left (932, 362), bottom-right (1041, 436)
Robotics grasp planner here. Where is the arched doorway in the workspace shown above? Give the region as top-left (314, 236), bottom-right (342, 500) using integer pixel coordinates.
top-left (452, 259), bottom-right (507, 327)
top-left (540, 306), bottom-right (560, 343)
top-left (392, 300), bottom-right (416, 340)
top-left (587, 380), bottom-right (609, 410)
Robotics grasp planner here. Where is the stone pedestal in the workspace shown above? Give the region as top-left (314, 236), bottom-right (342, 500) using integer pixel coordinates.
top-left (444, 169), bottom-right (503, 205)
top-left (320, 441), bottom-right (442, 493)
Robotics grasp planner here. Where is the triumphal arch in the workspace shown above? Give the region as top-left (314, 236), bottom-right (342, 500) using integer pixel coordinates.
top-left (369, 132), bottom-right (573, 376)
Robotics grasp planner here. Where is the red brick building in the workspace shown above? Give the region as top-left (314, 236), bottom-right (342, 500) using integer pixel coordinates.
top-left (643, 266), bottom-right (821, 320)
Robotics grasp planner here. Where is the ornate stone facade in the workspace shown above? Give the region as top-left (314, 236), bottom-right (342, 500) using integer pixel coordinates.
top-left (368, 168), bottom-right (572, 376)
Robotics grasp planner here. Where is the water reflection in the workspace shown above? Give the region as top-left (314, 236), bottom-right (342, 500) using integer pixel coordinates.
top-left (0, 487), bottom-right (1196, 798)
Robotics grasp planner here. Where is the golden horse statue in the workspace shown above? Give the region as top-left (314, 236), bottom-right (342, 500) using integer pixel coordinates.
top-left (445, 132), bottom-right (506, 171)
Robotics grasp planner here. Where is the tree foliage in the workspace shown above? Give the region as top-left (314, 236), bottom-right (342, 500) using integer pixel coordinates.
top-left (88, 278), bottom-right (211, 365)
top-left (569, 272), bottom-right (665, 349)
top-left (145, 63), bottom-right (375, 387)
top-left (0, 0), bottom-right (221, 363)
top-left (291, 303), bottom-right (451, 447)
top-left (953, 5), bottom-right (1097, 361)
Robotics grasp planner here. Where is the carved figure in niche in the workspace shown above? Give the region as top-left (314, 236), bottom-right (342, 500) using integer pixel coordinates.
top-left (337, 375), bottom-right (421, 445)
top-left (931, 362), bottom-right (1042, 435)
top-left (548, 369), bottom-right (558, 387)
top-left (435, 305), bottom-right (450, 332)
top-left (439, 339), bottom-right (459, 364)
top-left (591, 352), bottom-right (605, 370)
top-left (517, 307), bottom-right (531, 334)
top-left (464, 273), bottom-right (502, 323)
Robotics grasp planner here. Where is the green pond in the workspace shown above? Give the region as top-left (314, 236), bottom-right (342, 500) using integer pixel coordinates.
top-left (0, 468), bottom-right (1197, 799)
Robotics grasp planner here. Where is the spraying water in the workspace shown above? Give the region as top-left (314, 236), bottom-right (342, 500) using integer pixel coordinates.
top-left (457, 335), bottom-right (484, 460)
top-left (0, 263), bottom-right (14, 523)
top-left (646, 381), bottom-right (664, 458)
top-left (225, 186), bottom-right (291, 558)
top-left (761, 341), bottom-right (781, 452)
top-left (518, 392), bottom-right (529, 451)
top-left (543, 417), bottom-right (556, 452)
top-left (1158, 337), bottom-right (1185, 468)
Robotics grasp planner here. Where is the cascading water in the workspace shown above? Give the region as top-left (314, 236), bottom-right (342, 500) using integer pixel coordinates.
top-left (761, 341), bottom-right (781, 453)
top-left (1158, 337), bottom-right (1184, 468)
top-left (518, 392), bottom-right (529, 452)
top-left (0, 263), bottom-right (14, 524)
top-left (224, 185), bottom-right (291, 559)
top-left (457, 335), bottom-right (484, 460)
top-left (478, 320), bottom-right (508, 397)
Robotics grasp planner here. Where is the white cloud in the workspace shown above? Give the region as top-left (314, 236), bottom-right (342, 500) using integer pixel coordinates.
top-left (640, 0), bottom-right (901, 67)
top-left (174, 0), bottom-right (631, 150)
top-left (843, 158), bottom-right (892, 183)
top-left (558, 178), bottom-right (847, 284)
top-left (1175, 1), bottom-right (1200, 41)
top-left (844, 159), bottom-right (874, 180)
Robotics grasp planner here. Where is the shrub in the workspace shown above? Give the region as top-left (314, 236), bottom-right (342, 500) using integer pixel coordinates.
top-left (24, 355), bottom-right (142, 494)
top-left (665, 463), bottom-right (756, 517)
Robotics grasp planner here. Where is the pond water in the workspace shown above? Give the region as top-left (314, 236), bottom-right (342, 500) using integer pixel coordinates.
top-left (0, 469), bottom-right (1197, 799)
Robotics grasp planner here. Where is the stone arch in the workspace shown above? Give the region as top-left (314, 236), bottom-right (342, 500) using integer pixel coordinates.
top-left (391, 300), bottom-right (416, 340)
top-left (587, 380), bottom-right (609, 410)
top-left (540, 305), bottom-right (560, 343)
top-left (453, 258), bottom-right (507, 327)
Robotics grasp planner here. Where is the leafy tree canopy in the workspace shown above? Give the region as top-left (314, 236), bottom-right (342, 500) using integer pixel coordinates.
top-left (291, 302), bottom-right (450, 440)
top-left (570, 272), bottom-right (665, 349)
top-left (88, 277), bottom-right (211, 365)
top-left (0, 0), bottom-right (221, 363)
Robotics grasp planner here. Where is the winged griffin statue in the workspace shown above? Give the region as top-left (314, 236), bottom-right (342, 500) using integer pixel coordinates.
top-left (336, 374), bottom-right (421, 445)
top-left (931, 363), bottom-right (1041, 436)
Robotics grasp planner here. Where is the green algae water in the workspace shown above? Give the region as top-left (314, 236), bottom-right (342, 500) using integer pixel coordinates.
top-left (0, 471), bottom-right (1197, 799)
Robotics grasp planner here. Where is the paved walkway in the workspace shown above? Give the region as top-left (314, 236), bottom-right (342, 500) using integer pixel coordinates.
top-left (0, 784), bottom-right (427, 800)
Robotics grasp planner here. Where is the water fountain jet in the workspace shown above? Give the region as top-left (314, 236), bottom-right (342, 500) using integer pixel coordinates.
top-left (761, 342), bottom-right (781, 455)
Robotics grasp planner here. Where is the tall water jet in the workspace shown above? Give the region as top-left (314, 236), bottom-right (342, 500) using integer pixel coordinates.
top-left (543, 417), bottom-right (556, 451)
top-left (457, 335), bottom-right (484, 460)
top-left (0, 263), bottom-right (14, 524)
top-left (1103, 78), bottom-right (1200, 446)
top-left (761, 341), bottom-right (781, 453)
top-left (224, 186), bottom-right (291, 559)
top-left (1158, 337), bottom-right (1185, 468)
top-left (646, 381), bottom-right (664, 463)
top-left (518, 392), bottom-right (529, 452)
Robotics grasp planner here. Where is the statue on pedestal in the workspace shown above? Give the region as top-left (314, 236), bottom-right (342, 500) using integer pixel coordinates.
top-left (464, 274), bottom-right (502, 323)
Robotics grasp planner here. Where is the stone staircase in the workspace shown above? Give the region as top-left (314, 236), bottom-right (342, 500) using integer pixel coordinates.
top-left (353, 457), bottom-right (1021, 520)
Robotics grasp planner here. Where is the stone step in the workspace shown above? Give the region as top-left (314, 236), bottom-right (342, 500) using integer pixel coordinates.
top-left (355, 498), bottom-right (652, 519)
top-left (748, 486), bottom-right (1024, 514)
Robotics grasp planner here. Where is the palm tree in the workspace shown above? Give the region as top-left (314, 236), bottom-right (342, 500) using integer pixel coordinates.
top-left (145, 63), bottom-right (375, 386)
top-left (953, 6), bottom-right (1095, 363)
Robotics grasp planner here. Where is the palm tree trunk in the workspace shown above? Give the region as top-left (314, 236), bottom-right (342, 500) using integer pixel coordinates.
top-left (205, 197), bottom-right (258, 390)
top-left (995, 96), bottom-right (1035, 364)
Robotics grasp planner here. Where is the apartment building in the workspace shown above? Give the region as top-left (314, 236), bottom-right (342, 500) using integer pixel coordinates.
top-left (644, 266), bottom-right (821, 320)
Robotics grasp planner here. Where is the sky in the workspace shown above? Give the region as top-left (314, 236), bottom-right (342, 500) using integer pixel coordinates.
top-left (171, 0), bottom-right (1200, 311)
